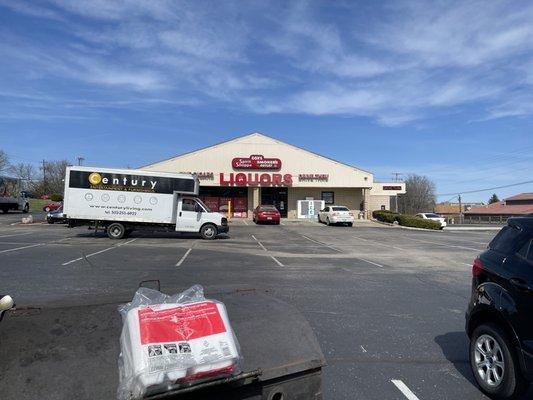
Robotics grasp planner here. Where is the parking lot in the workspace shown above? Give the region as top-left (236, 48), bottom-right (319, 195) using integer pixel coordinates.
top-left (1, 214), bottom-right (531, 400)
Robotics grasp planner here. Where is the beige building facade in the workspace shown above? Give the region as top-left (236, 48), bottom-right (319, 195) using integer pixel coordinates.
top-left (142, 133), bottom-right (405, 219)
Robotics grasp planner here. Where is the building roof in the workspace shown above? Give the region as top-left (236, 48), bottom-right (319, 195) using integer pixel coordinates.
top-left (506, 192), bottom-right (533, 201)
top-left (466, 201), bottom-right (533, 215)
top-left (140, 132), bottom-right (373, 175)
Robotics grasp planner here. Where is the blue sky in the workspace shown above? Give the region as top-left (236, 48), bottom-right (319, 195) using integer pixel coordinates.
top-left (0, 0), bottom-right (532, 203)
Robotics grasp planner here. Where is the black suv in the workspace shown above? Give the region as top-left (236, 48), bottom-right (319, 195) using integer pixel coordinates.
top-left (466, 217), bottom-right (533, 399)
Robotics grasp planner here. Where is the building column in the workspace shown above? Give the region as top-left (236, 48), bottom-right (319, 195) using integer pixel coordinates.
top-left (247, 187), bottom-right (260, 219)
top-left (363, 188), bottom-right (369, 219)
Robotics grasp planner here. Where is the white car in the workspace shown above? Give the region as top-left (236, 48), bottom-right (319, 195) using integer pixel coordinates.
top-left (318, 205), bottom-right (354, 226)
top-left (415, 213), bottom-right (447, 229)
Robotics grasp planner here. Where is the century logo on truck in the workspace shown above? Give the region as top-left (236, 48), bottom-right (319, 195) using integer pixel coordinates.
top-left (69, 170), bottom-right (196, 194)
top-left (88, 172), bottom-right (158, 190)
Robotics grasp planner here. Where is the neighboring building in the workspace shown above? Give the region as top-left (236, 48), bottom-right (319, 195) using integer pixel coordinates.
top-left (465, 193), bottom-right (533, 223)
top-left (142, 132), bottom-right (405, 219)
top-left (435, 202), bottom-right (484, 218)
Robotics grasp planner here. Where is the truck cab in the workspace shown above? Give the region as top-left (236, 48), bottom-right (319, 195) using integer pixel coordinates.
top-left (176, 197), bottom-right (228, 239)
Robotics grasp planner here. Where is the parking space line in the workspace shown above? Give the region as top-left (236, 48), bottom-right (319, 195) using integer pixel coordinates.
top-left (391, 380), bottom-right (420, 400)
top-left (357, 257), bottom-right (384, 268)
top-left (0, 232), bottom-right (33, 239)
top-left (300, 235), bottom-right (342, 253)
top-left (242, 219), bottom-right (249, 225)
top-left (405, 237), bottom-right (482, 252)
top-left (62, 238), bottom-right (137, 266)
top-left (270, 255), bottom-right (284, 266)
top-left (353, 235), bottom-right (404, 251)
top-left (0, 243), bottom-right (44, 254)
top-left (251, 235), bottom-right (268, 251)
top-left (176, 248), bottom-right (192, 267)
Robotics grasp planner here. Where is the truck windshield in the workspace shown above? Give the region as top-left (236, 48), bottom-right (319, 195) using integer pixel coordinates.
top-left (196, 198), bottom-right (211, 212)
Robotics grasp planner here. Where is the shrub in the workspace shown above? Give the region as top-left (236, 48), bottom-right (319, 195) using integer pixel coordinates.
top-left (373, 210), bottom-right (441, 230)
top-left (372, 210), bottom-right (398, 223)
top-left (50, 193), bottom-right (63, 202)
top-left (396, 214), bottom-right (441, 230)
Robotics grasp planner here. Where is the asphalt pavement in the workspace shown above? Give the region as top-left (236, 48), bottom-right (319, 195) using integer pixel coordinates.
top-left (0, 214), bottom-right (531, 399)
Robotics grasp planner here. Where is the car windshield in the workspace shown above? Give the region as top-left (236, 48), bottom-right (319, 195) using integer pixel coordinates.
top-left (425, 213), bottom-right (440, 218)
top-left (332, 207), bottom-right (349, 211)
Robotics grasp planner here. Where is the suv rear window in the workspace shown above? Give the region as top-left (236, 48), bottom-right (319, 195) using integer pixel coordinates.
top-left (489, 225), bottom-right (523, 254)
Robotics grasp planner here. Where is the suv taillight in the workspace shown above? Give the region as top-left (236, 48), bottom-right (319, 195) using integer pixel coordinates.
top-left (472, 258), bottom-right (483, 277)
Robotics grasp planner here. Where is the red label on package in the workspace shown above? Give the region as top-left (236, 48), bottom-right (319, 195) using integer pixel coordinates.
top-left (138, 302), bottom-right (226, 345)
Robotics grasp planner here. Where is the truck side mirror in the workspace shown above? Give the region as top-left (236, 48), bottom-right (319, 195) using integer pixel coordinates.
top-left (195, 204), bottom-right (203, 213)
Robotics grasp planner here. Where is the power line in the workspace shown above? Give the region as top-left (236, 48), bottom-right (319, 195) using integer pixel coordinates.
top-left (437, 180), bottom-right (533, 197)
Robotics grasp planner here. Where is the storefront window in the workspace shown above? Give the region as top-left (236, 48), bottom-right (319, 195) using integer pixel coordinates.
top-left (322, 191), bottom-right (334, 205)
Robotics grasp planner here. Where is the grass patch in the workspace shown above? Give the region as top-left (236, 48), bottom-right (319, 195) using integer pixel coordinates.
top-left (28, 198), bottom-right (49, 212)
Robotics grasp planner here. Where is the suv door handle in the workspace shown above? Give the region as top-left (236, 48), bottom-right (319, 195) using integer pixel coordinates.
top-left (509, 278), bottom-right (531, 292)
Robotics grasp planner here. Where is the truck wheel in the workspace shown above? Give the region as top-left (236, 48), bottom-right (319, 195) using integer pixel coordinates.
top-left (470, 323), bottom-right (527, 399)
top-left (107, 223), bottom-right (126, 239)
top-left (22, 204), bottom-right (29, 213)
top-left (200, 224), bottom-right (217, 240)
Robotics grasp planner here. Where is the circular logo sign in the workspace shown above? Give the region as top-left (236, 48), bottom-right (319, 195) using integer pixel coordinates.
top-left (88, 172), bottom-right (102, 185)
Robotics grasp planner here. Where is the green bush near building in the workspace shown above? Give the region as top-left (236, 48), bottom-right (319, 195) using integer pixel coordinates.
top-left (373, 210), bottom-right (441, 230)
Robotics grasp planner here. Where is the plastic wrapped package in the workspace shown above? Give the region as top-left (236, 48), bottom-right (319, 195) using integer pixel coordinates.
top-left (117, 285), bottom-right (242, 400)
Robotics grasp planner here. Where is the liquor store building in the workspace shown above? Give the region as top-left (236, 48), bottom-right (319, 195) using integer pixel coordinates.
top-left (142, 133), bottom-right (405, 219)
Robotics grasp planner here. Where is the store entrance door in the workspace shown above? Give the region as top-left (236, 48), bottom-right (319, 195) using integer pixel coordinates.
top-left (261, 187), bottom-right (288, 218)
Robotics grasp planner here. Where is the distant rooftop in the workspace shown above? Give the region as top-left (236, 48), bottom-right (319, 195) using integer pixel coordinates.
top-left (466, 192), bottom-right (533, 215)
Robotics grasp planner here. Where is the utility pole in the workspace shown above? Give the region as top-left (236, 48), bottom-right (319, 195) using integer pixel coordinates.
top-left (392, 172), bottom-right (403, 182)
top-left (77, 156), bottom-right (85, 166)
top-left (458, 194), bottom-right (463, 224)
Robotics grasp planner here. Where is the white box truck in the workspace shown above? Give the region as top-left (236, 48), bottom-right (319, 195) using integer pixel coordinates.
top-left (0, 176), bottom-right (30, 214)
top-left (63, 166), bottom-right (228, 240)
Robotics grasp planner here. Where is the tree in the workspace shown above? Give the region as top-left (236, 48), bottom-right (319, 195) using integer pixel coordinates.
top-left (0, 150), bottom-right (9, 174)
top-left (32, 159), bottom-right (71, 196)
top-left (397, 174), bottom-right (436, 215)
top-left (9, 163), bottom-right (36, 192)
top-left (488, 193), bottom-right (500, 204)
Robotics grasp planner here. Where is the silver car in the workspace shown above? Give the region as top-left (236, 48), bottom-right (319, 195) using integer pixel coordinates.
top-left (318, 205), bottom-right (354, 226)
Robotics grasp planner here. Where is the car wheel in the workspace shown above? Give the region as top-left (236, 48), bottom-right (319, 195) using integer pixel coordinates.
top-left (348, 222), bottom-right (353, 227)
top-left (1, 208), bottom-right (8, 214)
top-left (470, 323), bottom-right (527, 400)
top-left (22, 204), bottom-right (29, 213)
top-left (200, 224), bottom-right (217, 240)
top-left (47, 219), bottom-right (54, 224)
top-left (107, 223), bottom-right (126, 239)
top-left (326, 217), bottom-right (331, 226)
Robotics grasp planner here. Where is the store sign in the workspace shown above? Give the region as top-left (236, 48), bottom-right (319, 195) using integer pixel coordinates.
top-left (298, 174), bottom-right (329, 182)
top-left (219, 173), bottom-right (292, 187)
top-left (383, 185), bottom-right (402, 190)
top-left (232, 155), bottom-right (282, 170)
top-left (180, 171), bottom-right (214, 180)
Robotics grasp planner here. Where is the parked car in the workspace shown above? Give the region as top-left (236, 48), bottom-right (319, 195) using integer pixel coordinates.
top-left (318, 206), bottom-right (354, 226)
top-left (43, 202), bottom-right (62, 212)
top-left (415, 212), bottom-right (446, 229)
top-left (47, 207), bottom-right (66, 224)
top-left (253, 205), bottom-right (281, 224)
top-left (465, 217), bottom-right (533, 399)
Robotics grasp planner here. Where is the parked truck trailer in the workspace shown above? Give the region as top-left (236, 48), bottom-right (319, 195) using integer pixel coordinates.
top-left (0, 176), bottom-right (29, 213)
top-left (63, 166), bottom-right (228, 239)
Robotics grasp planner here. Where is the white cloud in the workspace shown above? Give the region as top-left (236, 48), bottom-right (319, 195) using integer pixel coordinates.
top-left (1, 0), bottom-right (532, 125)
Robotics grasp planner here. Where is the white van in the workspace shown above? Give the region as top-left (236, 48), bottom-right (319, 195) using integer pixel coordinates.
top-left (63, 166), bottom-right (228, 239)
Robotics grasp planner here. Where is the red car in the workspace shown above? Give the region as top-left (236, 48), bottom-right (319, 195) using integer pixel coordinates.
top-left (253, 205), bottom-right (281, 224)
top-left (43, 202), bottom-right (62, 212)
